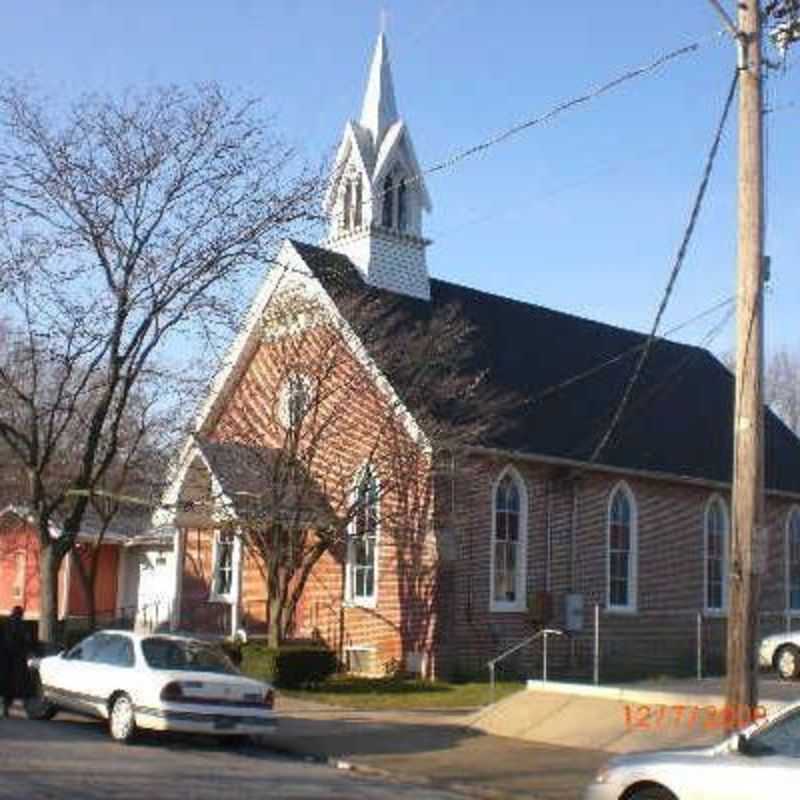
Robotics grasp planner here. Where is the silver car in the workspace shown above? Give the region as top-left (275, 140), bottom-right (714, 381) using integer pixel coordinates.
top-left (584, 700), bottom-right (800, 800)
top-left (759, 631), bottom-right (800, 679)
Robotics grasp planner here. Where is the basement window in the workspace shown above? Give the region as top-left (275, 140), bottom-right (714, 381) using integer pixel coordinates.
top-left (344, 646), bottom-right (376, 675)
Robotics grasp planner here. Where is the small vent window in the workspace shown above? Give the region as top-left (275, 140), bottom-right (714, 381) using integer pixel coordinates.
top-left (345, 646), bottom-right (376, 675)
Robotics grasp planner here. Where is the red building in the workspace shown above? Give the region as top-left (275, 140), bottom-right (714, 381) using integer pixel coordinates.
top-left (0, 506), bottom-right (120, 625)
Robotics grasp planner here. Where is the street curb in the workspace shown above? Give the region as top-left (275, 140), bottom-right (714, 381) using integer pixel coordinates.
top-left (259, 738), bottom-right (532, 800)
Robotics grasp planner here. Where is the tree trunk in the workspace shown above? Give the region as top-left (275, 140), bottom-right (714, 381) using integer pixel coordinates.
top-left (267, 594), bottom-right (282, 649)
top-left (38, 540), bottom-right (61, 648)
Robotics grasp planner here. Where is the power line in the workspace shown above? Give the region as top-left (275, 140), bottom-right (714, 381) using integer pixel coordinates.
top-left (569, 298), bottom-right (736, 462)
top-left (589, 69), bottom-right (739, 463)
top-left (523, 295), bottom-right (735, 409)
top-left (321, 29), bottom-right (725, 239)
top-left (423, 37), bottom-right (720, 181)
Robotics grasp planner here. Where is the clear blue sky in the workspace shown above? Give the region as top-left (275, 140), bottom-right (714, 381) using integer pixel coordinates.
top-left (2, 1), bottom-right (798, 355)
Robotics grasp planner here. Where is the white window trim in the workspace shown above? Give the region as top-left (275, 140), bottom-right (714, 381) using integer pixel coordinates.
top-left (490, 465), bottom-right (529, 613)
top-left (209, 528), bottom-right (241, 604)
top-left (344, 465), bottom-right (380, 609)
top-left (703, 495), bottom-right (730, 615)
top-left (786, 507), bottom-right (800, 616)
top-left (606, 481), bottom-right (638, 614)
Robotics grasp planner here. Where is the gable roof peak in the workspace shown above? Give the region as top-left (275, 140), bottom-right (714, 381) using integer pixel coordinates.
top-left (359, 32), bottom-right (399, 150)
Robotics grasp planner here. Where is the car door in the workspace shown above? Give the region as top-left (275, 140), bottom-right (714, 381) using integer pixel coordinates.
top-left (89, 634), bottom-right (137, 714)
top-left (704, 710), bottom-right (800, 799)
top-left (52, 634), bottom-right (103, 713)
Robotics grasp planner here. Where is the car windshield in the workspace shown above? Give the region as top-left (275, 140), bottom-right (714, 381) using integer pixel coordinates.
top-left (140, 637), bottom-right (239, 675)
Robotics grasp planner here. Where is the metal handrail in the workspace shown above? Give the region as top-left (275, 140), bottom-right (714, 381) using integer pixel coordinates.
top-left (486, 627), bottom-right (564, 705)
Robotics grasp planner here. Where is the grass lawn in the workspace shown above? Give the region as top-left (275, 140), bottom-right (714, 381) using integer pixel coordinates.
top-left (282, 676), bottom-right (524, 710)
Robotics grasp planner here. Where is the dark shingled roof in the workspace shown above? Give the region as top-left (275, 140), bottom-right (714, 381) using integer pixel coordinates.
top-left (291, 240), bottom-right (800, 495)
top-left (196, 438), bottom-right (336, 523)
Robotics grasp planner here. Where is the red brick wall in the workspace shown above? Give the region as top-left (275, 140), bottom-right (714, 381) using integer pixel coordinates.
top-left (179, 283), bottom-right (800, 681)
top-left (184, 300), bottom-right (439, 674)
top-left (445, 452), bottom-right (798, 680)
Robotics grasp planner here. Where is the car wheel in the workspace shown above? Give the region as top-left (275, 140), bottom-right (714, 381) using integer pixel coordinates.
top-left (775, 645), bottom-right (800, 680)
top-left (109, 694), bottom-right (137, 744)
top-left (626, 785), bottom-right (677, 800)
top-left (24, 674), bottom-right (58, 721)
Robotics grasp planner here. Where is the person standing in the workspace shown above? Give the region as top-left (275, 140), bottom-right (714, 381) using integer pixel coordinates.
top-left (0, 615), bottom-right (8, 718)
top-left (2, 606), bottom-right (32, 717)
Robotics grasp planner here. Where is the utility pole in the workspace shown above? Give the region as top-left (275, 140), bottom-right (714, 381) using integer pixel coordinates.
top-left (706, 0), bottom-right (767, 720)
top-left (727, 0), bottom-right (765, 720)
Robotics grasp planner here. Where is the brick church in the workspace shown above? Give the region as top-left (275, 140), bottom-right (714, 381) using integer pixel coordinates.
top-left (156, 33), bottom-right (800, 680)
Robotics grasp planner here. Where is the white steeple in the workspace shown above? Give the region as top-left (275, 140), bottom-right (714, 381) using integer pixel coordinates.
top-left (322, 32), bottom-right (432, 301)
top-left (359, 33), bottom-right (399, 151)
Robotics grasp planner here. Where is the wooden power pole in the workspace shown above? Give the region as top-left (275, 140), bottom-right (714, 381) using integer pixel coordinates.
top-left (726, 0), bottom-right (765, 719)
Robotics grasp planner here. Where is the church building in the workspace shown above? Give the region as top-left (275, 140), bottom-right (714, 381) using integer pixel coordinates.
top-left (154, 33), bottom-right (800, 681)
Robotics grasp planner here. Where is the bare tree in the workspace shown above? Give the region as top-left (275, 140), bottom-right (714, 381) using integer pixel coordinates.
top-left (722, 346), bottom-right (800, 434)
top-left (0, 82), bottom-right (322, 644)
top-left (765, 347), bottom-right (800, 435)
top-left (202, 281), bottom-right (517, 651)
top-left (68, 393), bottom-right (170, 630)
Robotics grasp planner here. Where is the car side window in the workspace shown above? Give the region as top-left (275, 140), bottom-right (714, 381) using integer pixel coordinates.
top-left (66, 635), bottom-right (98, 661)
top-left (750, 710), bottom-right (800, 758)
top-left (93, 634), bottom-right (135, 668)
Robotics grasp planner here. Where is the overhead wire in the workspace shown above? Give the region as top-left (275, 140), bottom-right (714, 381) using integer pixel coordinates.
top-left (568, 297), bottom-right (736, 462)
top-left (522, 295), bottom-right (735, 410)
top-left (589, 68), bottom-right (740, 463)
top-left (296, 29), bottom-right (727, 247)
top-left (194, 28), bottom-right (732, 431)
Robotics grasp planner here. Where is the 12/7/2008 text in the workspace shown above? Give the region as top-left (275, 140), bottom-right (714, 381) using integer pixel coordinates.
top-left (623, 703), bottom-right (768, 731)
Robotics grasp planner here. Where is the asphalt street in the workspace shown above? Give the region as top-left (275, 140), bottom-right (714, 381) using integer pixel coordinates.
top-left (0, 710), bottom-right (473, 800)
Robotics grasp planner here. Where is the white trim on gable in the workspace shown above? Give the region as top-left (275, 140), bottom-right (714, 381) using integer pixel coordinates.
top-left (372, 121), bottom-right (432, 213)
top-left (323, 122), bottom-right (374, 215)
top-left (192, 239), bottom-right (304, 440)
top-left (176, 239), bottom-right (427, 454)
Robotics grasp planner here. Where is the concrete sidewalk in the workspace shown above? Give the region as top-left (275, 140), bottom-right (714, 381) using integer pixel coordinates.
top-left (473, 677), bottom-right (795, 753)
top-left (271, 696), bottom-right (607, 800)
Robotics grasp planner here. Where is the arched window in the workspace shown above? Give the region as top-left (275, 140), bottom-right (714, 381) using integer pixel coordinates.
top-left (704, 496), bottom-right (729, 612)
top-left (346, 467), bottom-right (379, 605)
top-left (353, 176), bottom-right (363, 228)
top-left (491, 467), bottom-right (527, 611)
top-left (382, 174), bottom-right (394, 228)
top-left (280, 373), bottom-right (314, 430)
top-left (342, 180), bottom-right (352, 231)
top-left (607, 483), bottom-right (637, 611)
top-left (788, 509), bottom-right (800, 613)
top-left (397, 177), bottom-right (407, 231)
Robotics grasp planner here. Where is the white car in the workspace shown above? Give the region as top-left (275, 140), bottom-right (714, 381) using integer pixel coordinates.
top-left (759, 631), bottom-right (800, 679)
top-left (584, 700), bottom-right (800, 800)
top-left (26, 630), bottom-right (277, 743)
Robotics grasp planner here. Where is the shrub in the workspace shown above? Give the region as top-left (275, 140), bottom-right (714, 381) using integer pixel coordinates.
top-left (240, 643), bottom-right (338, 688)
